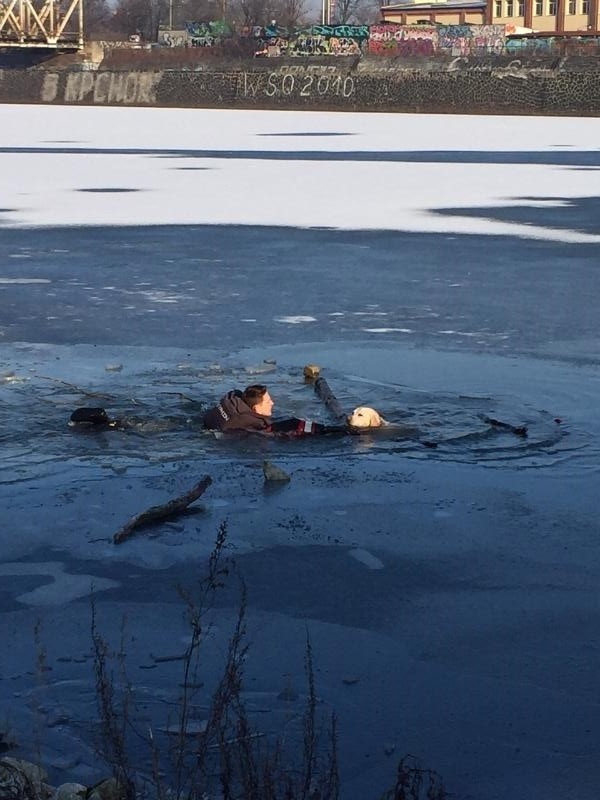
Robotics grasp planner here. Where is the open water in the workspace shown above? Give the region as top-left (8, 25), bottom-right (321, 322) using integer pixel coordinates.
top-left (1, 220), bottom-right (599, 799)
top-left (1, 223), bottom-right (597, 470)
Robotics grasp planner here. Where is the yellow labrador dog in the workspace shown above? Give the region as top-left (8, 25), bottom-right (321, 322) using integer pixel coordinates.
top-left (347, 406), bottom-right (386, 429)
top-left (347, 404), bottom-right (440, 448)
top-left (347, 404), bottom-right (439, 448)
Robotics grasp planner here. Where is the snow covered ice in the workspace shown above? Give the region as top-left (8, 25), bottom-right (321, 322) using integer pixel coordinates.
top-left (0, 105), bottom-right (599, 799)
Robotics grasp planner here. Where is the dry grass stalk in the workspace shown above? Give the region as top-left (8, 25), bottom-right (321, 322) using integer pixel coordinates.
top-left (89, 522), bottom-right (444, 800)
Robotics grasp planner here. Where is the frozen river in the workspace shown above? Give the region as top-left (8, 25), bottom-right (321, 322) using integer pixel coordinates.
top-left (0, 105), bottom-right (599, 799)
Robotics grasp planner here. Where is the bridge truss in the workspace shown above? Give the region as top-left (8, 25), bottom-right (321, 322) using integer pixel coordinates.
top-left (0, 0), bottom-right (83, 49)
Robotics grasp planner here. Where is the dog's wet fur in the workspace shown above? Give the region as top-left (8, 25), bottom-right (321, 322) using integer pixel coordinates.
top-left (347, 406), bottom-right (386, 429)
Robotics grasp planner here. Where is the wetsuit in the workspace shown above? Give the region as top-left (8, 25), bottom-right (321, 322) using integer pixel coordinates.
top-left (68, 395), bottom-right (346, 436)
top-left (202, 390), bottom-right (343, 436)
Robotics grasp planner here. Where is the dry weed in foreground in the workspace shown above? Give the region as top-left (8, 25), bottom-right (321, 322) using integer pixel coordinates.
top-left (380, 754), bottom-right (447, 800)
top-left (91, 521), bottom-right (341, 800)
top-left (90, 520), bottom-right (447, 800)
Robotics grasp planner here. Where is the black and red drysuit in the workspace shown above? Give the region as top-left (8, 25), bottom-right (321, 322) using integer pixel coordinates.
top-left (202, 390), bottom-right (344, 436)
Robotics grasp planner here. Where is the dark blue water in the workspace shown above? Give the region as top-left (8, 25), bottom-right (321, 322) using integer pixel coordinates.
top-left (1, 221), bottom-right (599, 800)
top-left (1, 224), bottom-right (596, 481)
top-left (0, 224), bottom-right (598, 360)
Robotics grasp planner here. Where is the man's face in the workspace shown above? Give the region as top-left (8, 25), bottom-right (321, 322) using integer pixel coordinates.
top-left (254, 391), bottom-right (274, 417)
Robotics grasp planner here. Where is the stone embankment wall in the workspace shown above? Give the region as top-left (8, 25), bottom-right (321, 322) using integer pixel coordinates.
top-left (1, 56), bottom-right (599, 115)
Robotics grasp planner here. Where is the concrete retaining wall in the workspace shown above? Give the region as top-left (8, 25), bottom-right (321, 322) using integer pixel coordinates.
top-left (1, 57), bottom-right (599, 115)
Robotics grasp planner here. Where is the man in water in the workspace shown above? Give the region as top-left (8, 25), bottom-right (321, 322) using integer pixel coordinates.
top-left (202, 384), bottom-right (340, 435)
top-left (69, 384), bottom-right (345, 436)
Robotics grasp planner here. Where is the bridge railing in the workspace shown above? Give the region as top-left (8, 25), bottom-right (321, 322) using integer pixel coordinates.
top-left (0, 0), bottom-right (83, 49)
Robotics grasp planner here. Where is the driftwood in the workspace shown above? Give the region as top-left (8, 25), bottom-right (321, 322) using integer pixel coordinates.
top-left (313, 377), bottom-right (348, 423)
top-left (113, 475), bottom-right (212, 544)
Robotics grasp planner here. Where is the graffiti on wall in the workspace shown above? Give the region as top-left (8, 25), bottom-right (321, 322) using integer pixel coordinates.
top-left (37, 65), bottom-right (356, 106)
top-left (187, 19), bottom-right (232, 46)
top-left (438, 25), bottom-right (474, 55)
top-left (152, 23), bottom-right (599, 60)
top-left (437, 24), bottom-right (505, 55)
top-left (254, 31), bottom-right (362, 57)
top-left (505, 36), bottom-right (554, 53)
top-left (252, 22), bottom-right (368, 56)
top-left (40, 71), bottom-right (162, 104)
top-left (310, 24), bottom-right (369, 39)
top-left (238, 65), bottom-right (355, 99)
top-left (367, 25), bottom-right (438, 57)
top-left (159, 30), bottom-right (188, 47)
top-left (254, 37), bottom-right (287, 57)
top-left (158, 20), bottom-right (232, 47)
top-left (288, 34), bottom-right (361, 56)
top-left (155, 21), bottom-right (519, 58)
top-left (366, 24), bottom-right (508, 57)
top-left (471, 24), bottom-right (506, 53)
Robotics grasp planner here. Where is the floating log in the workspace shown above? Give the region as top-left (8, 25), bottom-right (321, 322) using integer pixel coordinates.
top-left (113, 475), bottom-right (212, 544)
top-left (313, 377), bottom-right (348, 423)
top-left (303, 363), bottom-right (321, 380)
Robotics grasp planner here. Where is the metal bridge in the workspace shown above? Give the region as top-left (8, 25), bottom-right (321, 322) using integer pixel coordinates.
top-left (0, 0), bottom-right (83, 50)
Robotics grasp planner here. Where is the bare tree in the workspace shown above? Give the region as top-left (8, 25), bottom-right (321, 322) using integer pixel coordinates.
top-left (331, 0), bottom-right (378, 24)
top-left (272, 0), bottom-right (307, 29)
top-left (177, 0), bottom-right (223, 25)
top-left (228, 0), bottom-right (277, 28)
top-left (111, 0), bottom-right (167, 40)
top-left (83, 0), bottom-right (114, 36)
top-left (353, 0), bottom-right (381, 23)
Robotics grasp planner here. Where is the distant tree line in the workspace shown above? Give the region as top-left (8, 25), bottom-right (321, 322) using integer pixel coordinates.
top-left (85, 0), bottom-right (380, 41)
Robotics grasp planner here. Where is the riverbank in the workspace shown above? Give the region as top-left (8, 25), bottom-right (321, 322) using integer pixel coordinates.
top-left (1, 54), bottom-right (600, 114)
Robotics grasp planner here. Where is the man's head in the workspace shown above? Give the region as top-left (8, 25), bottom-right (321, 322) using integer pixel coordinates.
top-left (243, 384), bottom-right (274, 417)
top-left (69, 407), bottom-right (122, 429)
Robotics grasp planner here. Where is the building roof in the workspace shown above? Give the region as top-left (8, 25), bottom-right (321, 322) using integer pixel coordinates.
top-left (381, 0), bottom-right (486, 10)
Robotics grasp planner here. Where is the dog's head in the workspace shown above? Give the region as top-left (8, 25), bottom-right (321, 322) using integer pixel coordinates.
top-left (347, 406), bottom-right (384, 429)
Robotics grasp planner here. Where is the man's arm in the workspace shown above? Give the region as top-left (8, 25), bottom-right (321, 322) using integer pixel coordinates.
top-left (270, 418), bottom-right (349, 436)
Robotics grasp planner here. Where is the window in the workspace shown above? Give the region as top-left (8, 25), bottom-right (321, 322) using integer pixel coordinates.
top-left (518, 0), bottom-right (524, 13)
top-left (535, 0), bottom-right (543, 13)
top-left (495, 0), bottom-right (502, 15)
top-left (506, 0), bottom-right (514, 14)
top-left (568, 0), bottom-right (576, 12)
top-left (548, 0), bottom-right (556, 12)
top-left (582, 0), bottom-right (588, 11)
